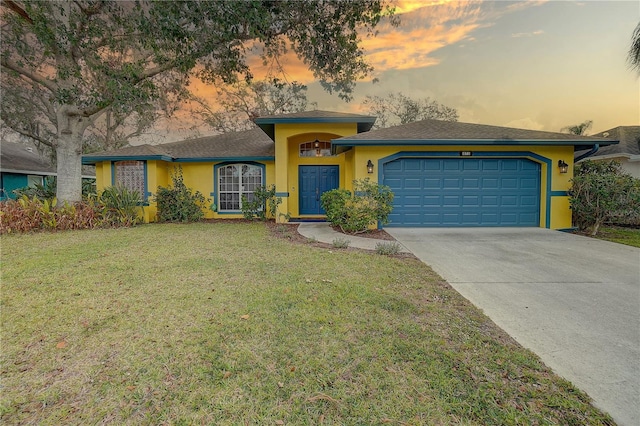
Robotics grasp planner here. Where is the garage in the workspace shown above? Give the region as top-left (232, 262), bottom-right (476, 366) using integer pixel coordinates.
top-left (383, 157), bottom-right (541, 227)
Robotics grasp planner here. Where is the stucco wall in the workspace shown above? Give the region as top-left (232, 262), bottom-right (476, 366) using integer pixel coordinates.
top-left (272, 122), bottom-right (359, 220)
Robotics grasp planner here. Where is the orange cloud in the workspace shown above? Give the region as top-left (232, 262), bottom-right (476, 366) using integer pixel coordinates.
top-left (187, 1), bottom-right (546, 102)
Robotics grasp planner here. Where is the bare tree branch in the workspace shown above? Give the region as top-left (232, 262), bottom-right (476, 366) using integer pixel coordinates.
top-left (1, 0), bottom-right (33, 24)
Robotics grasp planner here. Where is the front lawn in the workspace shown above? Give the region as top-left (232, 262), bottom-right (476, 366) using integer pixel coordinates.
top-left (590, 225), bottom-right (640, 248)
top-left (1, 223), bottom-right (614, 425)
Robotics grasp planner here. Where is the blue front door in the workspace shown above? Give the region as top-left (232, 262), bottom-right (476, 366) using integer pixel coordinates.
top-left (299, 165), bottom-right (339, 215)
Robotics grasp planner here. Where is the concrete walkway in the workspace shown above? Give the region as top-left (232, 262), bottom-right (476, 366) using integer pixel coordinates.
top-left (297, 222), bottom-right (411, 252)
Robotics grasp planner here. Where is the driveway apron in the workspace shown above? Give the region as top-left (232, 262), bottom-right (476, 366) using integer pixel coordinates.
top-left (385, 227), bottom-right (640, 426)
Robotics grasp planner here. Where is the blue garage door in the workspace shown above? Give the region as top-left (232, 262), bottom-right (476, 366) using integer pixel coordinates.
top-left (383, 158), bottom-right (540, 227)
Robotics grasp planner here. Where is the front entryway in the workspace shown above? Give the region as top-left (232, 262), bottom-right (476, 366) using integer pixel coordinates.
top-left (299, 165), bottom-right (339, 215)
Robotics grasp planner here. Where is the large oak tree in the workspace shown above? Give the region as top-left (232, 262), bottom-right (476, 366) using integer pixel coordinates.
top-left (1, 0), bottom-right (393, 202)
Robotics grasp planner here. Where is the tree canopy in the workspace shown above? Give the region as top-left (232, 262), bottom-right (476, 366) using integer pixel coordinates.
top-left (193, 78), bottom-right (315, 134)
top-left (362, 92), bottom-right (459, 129)
top-left (1, 0), bottom-right (394, 202)
top-left (628, 22), bottom-right (640, 75)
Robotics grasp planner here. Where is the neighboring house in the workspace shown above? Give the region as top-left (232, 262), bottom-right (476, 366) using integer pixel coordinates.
top-left (1, 141), bottom-right (56, 200)
top-left (576, 126), bottom-right (640, 178)
top-left (1, 141), bottom-right (95, 200)
top-left (82, 110), bottom-right (617, 229)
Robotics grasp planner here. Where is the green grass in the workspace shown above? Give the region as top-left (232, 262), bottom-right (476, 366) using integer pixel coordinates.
top-left (592, 226), bottom-right (640, 248)
top-left (1, 223), bottom-right (614, 425)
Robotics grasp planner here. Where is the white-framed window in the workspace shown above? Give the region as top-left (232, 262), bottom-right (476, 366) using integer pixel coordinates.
top-left (218, 164), bottom-right (263, 211)
top-left (114, 160), bottom-right (145, 197)
top-left (300, 140), bottom-right (332, 157)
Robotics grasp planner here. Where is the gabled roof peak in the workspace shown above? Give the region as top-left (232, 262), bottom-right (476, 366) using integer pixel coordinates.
top-left (254, 110), bottom-right (376, 140)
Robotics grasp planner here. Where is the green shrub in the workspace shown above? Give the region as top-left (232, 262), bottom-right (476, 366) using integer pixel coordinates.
top-left (321, 179), bottom-right (394, 234)
top-left (154, 167), bottom-right (209, 222)
top-left (570, 160), bottom-right (640, 235)
top-left (12, 177), bottom-right (57, 200)
top-left (241, 185), bottom-right (282, 221)
top-left (100, 185), bottom-right (143, 226)
top-left (332, 237), bottom-right (351, 248)
top-left (13, 177), bottom-right (97, 200)
top-left (375, 241), bottom-right (402, 255)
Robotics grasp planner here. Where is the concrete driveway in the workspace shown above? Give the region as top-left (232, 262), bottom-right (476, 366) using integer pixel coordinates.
top-left (385, 227), bottom-right (640, 426)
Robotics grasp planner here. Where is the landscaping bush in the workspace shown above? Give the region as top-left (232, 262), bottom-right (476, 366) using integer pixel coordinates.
top-left (12, 177), bottom-right (97, 200)
top-left (241, 185), bottom-right (282, 221)
top-left (12, 177), bottom-right (57, 200)
top-left (332, 237), bottom-right (351, 248)
top-left (154, 167), bottom-right (209, 222)
top-left (100, 185), bottom-right (143, 226)
top-left (321, 178), bottom-right (394, 234)
top-left (375, 241), bottom-right (402, 255)
top-left (570, 160), bottom-right (640, 235)
top-left (0, 186), bottom-right (143, 234)
top-left (0, 196), bottom-right (104, 234)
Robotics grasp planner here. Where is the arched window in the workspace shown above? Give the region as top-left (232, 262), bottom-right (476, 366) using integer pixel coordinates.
top-left (218, 164), bottom-right (263, 211)
top-left (300, 140), bottom-right (332, 157)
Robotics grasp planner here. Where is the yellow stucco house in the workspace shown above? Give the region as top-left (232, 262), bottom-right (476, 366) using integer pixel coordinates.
top-left (82, 110), bottom-right (617, 229)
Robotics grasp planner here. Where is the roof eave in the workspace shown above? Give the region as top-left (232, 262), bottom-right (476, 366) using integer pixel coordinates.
top-left (331, 139), bottom-right (619, 149)
top-left (82, 154), bottom-right (173, 165)
top-left (173, 156), bottom-right (275, 163)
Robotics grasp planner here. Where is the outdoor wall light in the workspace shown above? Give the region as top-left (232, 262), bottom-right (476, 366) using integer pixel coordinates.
top-left (367, 160), bottom-right (374, 174)
top-left (558, 160), bottom-right (569, 174)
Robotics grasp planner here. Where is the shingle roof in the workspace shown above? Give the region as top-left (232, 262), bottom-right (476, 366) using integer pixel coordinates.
top-left (83, 128), bottom-right (274, 164)
top-left (587, 126), bottom-right (640, 157)
top-left (1, 141), bottom-right (56, 174)
top-left (335, 119), bottom-right (618, 143)
top-left (166, 128), bottom-right (274, 159)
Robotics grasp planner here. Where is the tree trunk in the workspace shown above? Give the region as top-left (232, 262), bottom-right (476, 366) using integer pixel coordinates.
top-left (56, 110), bottom-right (90, 203)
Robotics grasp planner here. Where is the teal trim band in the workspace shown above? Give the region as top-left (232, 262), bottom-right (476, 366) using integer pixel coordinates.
top-left (84, 155), bottom-right (274, 165)
top-left (84, 155), bottom-right (171, 165)
top-left (333, 139), bottom-right (615, 148)
top-left (377, 151), bottom-right (552, 228)
top-left (275, 192), bottom-right (289, 197)
top-left (255, 116), bottom-right (375, 125)
top-left (550, 191), bottom-right (568, 196)
top-left (175, 156), bottom-right (274, 163)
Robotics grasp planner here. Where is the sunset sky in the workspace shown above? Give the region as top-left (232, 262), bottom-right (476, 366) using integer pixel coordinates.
top-left (241, 0), bottom-right (639, 136)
